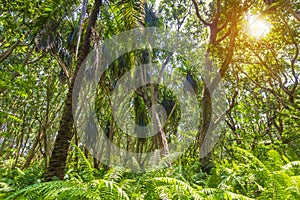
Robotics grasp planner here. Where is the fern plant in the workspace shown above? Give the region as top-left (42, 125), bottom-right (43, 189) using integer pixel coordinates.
top-left (5, 178), bottom-right (129, 200)
top-left (4, 145), bottom-right (130, 200)
top-left (209, 147), bottom-right (300, 199)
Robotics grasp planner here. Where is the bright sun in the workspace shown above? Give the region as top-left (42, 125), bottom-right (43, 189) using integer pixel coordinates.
top-left (247, 15), bottom-right (271, 38)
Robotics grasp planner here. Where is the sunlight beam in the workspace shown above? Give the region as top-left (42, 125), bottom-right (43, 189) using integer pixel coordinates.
top-left (247, 15), bottom-right (271, 39)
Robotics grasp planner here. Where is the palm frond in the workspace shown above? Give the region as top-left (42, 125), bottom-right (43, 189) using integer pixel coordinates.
top-left (112, 0), bottom-right (145, 30)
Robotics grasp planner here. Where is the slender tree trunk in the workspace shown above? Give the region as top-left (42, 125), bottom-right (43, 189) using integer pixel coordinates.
top-left (105, 121), bottom-right (114, 170)
top-left (22, 122), bottom-right (43, 169)
top-left (14, 106), bottom-right (27, 168)
top-left (45, 0), bottom-right (102, 181)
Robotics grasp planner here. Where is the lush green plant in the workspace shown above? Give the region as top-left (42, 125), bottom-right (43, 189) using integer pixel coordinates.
top-left (208, 147), bottom-right (300, 199)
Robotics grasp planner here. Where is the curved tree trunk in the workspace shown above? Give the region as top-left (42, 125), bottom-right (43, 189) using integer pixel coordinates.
top-left (45, 0), bottom-right (102, 181)
top-left (199, 16), bottom-right (239, 172)
top-left (192, 0), bottom-right (240, 172)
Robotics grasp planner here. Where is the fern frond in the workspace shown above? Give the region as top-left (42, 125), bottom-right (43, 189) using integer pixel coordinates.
top-left (103, 166), bottom-right (126, 182)
top-left (91, 179), bottom-right (129, 199)
top-left (199, 188), bottom-right (254, 200)
top-left (71, 144), bottom-right (94, 180)
top-left (0, 182), bottom-right (13, 193)
top-left (5, 178), bottom-right (130, 200)
top-left (234, 147), bottom-right (271, 174)
top-left (151, 177), bottom-right (203, 200)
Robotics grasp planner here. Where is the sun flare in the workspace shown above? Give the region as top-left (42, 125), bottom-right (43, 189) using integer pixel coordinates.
top-left (247, 16), bottom-right (271, 38)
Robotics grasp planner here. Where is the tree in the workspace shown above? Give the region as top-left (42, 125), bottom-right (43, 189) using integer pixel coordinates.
top-left (45, 0), bottom-right (102, 181)
top-left (190, 0), bottom-right (253, 171)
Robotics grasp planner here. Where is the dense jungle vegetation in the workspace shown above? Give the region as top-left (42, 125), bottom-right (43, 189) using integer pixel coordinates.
top-left (0, 0), bottom-right (300, 199)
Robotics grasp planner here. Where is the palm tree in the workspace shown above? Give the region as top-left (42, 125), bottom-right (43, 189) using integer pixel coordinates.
top-left (45, 0), bottom-right (146, 180)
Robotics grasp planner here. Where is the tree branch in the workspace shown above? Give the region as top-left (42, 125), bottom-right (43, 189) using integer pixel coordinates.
top-left (191, 0), bottom-right (211, 26)
top-left (213, 0), bottom-right (221, 25)
top-left (215, 28), bottom-right (231, 44)
top-left (0, 40), bottom-right (20, 63)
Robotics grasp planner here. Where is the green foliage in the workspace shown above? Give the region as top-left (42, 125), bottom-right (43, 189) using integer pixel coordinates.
top-left (68, 144), bottom-right (95, 181)
top-left (2, 147), bottom-right (300, 199)
top-left (1, 0), bottom-right (299, 199)
top-left (5, 179), bottom-right (129, 200)
top-left (209, 147), bottom-right (300, 199)
top-left (0, 160), bottom-right (44, 199)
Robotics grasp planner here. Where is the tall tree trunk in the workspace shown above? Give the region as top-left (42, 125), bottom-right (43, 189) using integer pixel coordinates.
top-left (192, 2), bottom-right (240, 172)
top-left (45, 0), bottom-right (102, 181)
